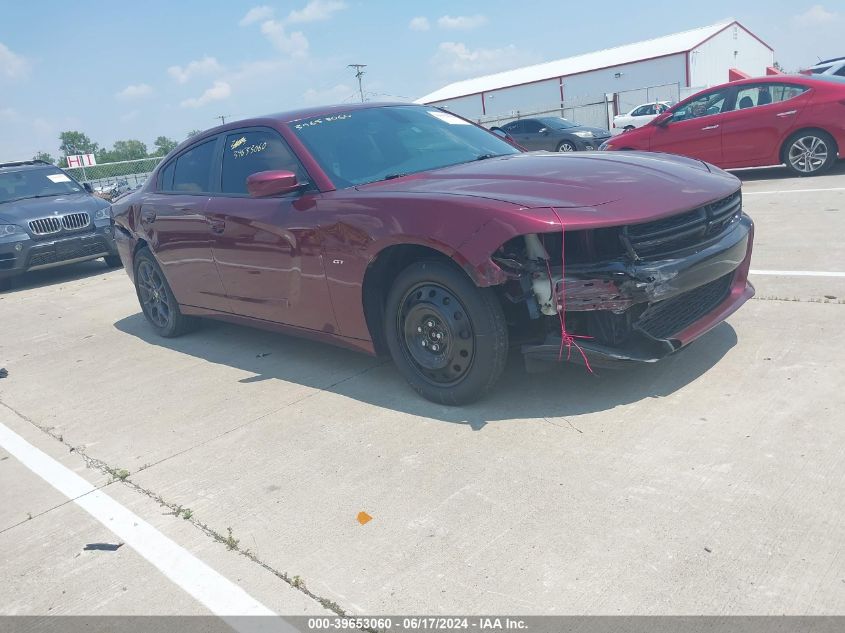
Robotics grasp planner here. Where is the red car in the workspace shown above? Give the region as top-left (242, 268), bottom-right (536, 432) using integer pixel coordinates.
top-left (602, 75), bottom-right (845, 176)
top-left (113, 104), bottom-right (754, 404)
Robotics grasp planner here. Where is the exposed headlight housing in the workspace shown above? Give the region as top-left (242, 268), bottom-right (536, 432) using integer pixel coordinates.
top-left (94, 207), bottom-right (112, 221)
top-left (598, 141), bottom-right (612, 151)
top-left (573, 131), bottom-right (594, 138)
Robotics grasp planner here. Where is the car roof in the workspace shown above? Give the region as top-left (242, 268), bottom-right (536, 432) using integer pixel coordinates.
top-left (0, 160), bottom-right (55, 173)
top-left (168, 101), bottom-right (417, 156)
top-left (813, 56), bottom-right (845, 66)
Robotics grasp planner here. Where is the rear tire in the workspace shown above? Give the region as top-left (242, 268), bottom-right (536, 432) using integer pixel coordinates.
top-left (133, 248), bottom-right (199, 338)
top-left (782, 130), bottom-right (837, 176)
top-left (384, 260), bottom-right (508, 405)
top-left (104, 255), bottom-right (123, 268)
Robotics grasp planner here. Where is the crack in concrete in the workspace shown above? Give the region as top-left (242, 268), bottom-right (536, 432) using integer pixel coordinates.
top-left (752, 295), bottom-right (844, 304)
top-left (0, 371), bottom-right (393, 619)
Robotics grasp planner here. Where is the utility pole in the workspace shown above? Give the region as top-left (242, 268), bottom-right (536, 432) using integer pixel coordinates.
top-left (215, 115), bottom-right (227, 125)
top-left (348, 64), bottom-right (367, 102)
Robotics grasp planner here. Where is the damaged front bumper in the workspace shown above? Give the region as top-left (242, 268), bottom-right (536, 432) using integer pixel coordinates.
top-left (521, 214), bottom-right (755, 367)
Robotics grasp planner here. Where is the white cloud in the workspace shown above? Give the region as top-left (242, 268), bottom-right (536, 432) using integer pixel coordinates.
top-left (180, 80), bottom-right (232, 108)
top-left (120, 110), bottom-right (139, 122)
top-left (260, 20), bottom-right (310, 57)
top-left (793, 4), bottom-right (840, 26)
top-left (167, 56), bottom-right (224, 84)
top-left (433, 41), bottom-right (535, 77)
top-left (0, 42), bottom-right (28, 79)
top-left (286, 0), bottom-right (346, 24)
top-left (302, 83), bottom-right (354, 104)
top-left (115, 83), bottom-right (153, 100)
top-left (437, 14), bottom-right (488, 30)
top-left (409, 16), bottom-right (430, 31)
top-left (239, 5), bottom-right (275, 26)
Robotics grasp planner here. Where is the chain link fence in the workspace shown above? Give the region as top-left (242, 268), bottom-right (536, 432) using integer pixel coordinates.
top-left (63, 157), bottom-right (163, 201)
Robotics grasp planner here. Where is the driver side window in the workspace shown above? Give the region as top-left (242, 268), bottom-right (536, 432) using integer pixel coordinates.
top-left (672, 89), bottom-right (732, 122)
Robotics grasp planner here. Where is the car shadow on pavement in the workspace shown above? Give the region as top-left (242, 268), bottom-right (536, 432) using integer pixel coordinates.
top-left (1, 259), bottom-right (117, 294)
top-left (114, 313), bottom-right (737, 430)
top-left (732, 159), bottom-right (845, 182)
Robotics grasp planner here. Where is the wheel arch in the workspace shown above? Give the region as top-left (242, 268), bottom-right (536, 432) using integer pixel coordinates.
top-left (362, 243), bottom-right (473, 356)
top-left (780, 127), bottom-right (839, 163)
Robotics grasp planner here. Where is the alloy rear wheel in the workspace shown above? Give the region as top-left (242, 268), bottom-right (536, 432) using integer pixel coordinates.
top-left (133, 248), bottom-right (199, 337)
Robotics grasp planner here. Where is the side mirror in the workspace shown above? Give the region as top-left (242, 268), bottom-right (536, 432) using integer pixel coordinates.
top-left (83, 182), bottom-right (93, 193)
top-left (490, 127), bottom-right (510, 139)
top-left (653, 111), bottom-right (673, 127)
top-left (246, 170), bottom-right (301, 197)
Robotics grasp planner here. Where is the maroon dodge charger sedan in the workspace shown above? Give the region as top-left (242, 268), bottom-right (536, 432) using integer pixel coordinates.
top-left (112, 103), bottom-right (754, 404)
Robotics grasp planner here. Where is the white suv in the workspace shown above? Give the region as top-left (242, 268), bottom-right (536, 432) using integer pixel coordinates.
top-left (806, 56), bottom-right (845, 77)
top-left (612, 101), bottom-right (672, 134)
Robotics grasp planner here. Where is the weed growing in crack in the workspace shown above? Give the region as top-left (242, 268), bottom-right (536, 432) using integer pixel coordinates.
top-left (181, 508), bottom-right (193, 520)
top-left (224, 527), bottom-right (239, 550)
top-left (106, 467), bottom-right (130, 482)
top-left (292, 575), bottom-right (305, 589)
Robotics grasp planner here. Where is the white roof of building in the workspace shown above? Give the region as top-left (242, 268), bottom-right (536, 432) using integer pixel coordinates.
top-left (417, 20), bottom-right (754, 104)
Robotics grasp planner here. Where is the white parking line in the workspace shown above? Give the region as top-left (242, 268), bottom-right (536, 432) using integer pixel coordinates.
top-left (750, 269), bottom-right (845, 278)
top-left (0, 420), bottom-right (284, 628)
top-left (744, 187), bottom-right (845, 195)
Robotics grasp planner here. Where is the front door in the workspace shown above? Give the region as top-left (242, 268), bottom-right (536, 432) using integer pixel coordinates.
top-left (652, 86), bottom-right (736, 165)
top-left (204, 127), bottom-right (337, 332)
top-left (142, 138), bottom-right (231, 312)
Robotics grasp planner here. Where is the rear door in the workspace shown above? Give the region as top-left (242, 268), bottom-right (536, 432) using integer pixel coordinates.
top-left (650, 86), bottom-right (736, 164)
top-left (720, 82), bottom-right (811, 167)
top-left (203, 127), bottom-right (338, 331)
top-left (140, 138), bottom-right (231, 312)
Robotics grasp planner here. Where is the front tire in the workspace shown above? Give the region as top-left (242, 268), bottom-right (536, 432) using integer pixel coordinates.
top-left (783, 130), bottom-right (837, 176)
top-left (133, 248), bottom-right (199, 338)
top-left (557, 141), bottom-right (577, 152)
top-left (104, 255), bottom-right (123, 268)
top-left (384, 260), bottom-right (508, 405)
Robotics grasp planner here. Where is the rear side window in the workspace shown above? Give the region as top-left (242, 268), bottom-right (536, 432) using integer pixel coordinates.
top-left (522, 120), bottom-right (544, 133)
top-left (221, 129), bottom-right (307, 195)
top-left (158, 161), bottom-right (175, 191)
top-left (172, 140), bottom-right (216, 193)
top-left (836, 66), bottom-right (845, 77)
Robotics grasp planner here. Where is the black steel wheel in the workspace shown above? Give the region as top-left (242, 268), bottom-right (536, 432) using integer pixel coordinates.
top-left (385, 260), bottom-right (508, 405)
top-left (398, 282), bottom-right (476, 386)
top-left (133, 248), bottom-right (198, 337)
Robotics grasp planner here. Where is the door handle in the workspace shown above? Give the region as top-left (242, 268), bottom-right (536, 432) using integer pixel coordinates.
top-left (776, 110), bottom-right (797, 117)
top-left (140, 210), bottom-right (156, 224)
top-left (208, 219), bottom-right (225, 234)
top-left (701, 124), bottom-right (719, 130)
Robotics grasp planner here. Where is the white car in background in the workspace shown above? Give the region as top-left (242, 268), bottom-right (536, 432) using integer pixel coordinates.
top-left (612, 101), bottom-right (672, 134)
top-left (805, 56), bottom-right (845, 77)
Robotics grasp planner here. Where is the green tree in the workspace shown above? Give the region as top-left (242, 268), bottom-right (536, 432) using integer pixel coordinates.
top-left (105, 139), bottom-right (149, 162)
top-left (186, 129), bottom-right (203, 139)
top-left (153, 136), bottom-right (178, 156)
top-left (33, 151), bottom-right (55, 164)
top-left (59, 131), bottom-right (99, 157)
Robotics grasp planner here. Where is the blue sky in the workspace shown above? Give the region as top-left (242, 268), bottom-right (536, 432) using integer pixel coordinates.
top-left (0, 1), bottom-right (842, 161)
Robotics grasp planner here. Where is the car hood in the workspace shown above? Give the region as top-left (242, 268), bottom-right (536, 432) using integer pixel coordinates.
top-left (0, 192), bottom-right (109, 224)
top-left (358, 151), bottom-right (739, 220)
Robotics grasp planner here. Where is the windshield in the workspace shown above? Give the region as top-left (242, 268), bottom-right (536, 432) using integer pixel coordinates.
top-left (288, 105), bottom-right (521, 187)
top-left (537, 117), bottom-right (577, 129)
top-left (0, 166), bottom-right (84, 204)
